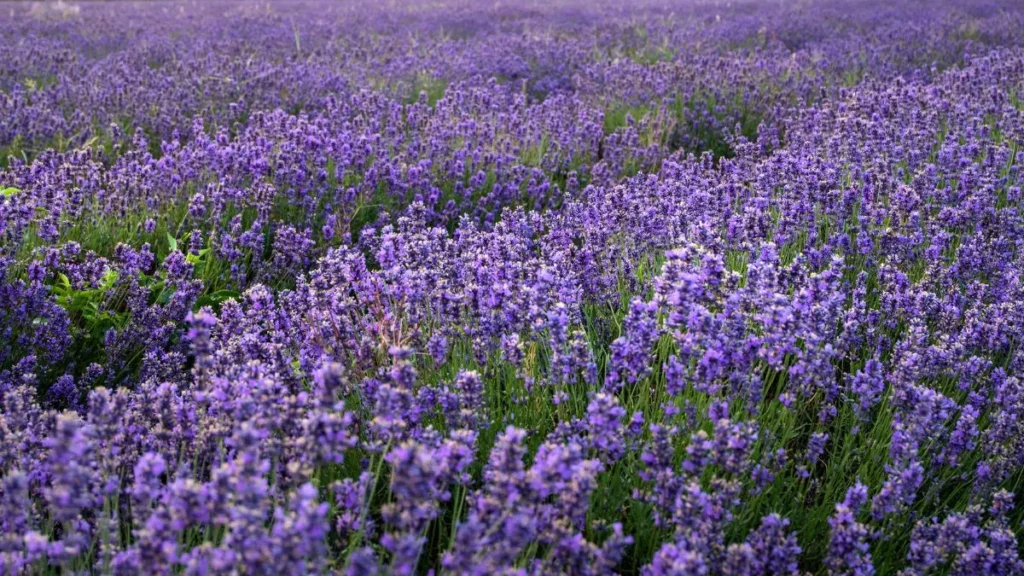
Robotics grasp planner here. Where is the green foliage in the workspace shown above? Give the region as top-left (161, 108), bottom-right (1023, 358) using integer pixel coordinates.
top-left (602, 90), bottom-right (764, 163)
top-left (405, 73), bottom-right (449, 107)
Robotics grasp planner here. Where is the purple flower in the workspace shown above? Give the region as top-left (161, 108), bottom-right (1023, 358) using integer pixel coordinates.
top-left (827, 482), bottom-right (874, 576)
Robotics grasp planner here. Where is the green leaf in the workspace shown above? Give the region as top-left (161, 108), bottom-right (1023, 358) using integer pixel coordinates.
top-left (167, 233), bottom-right (178, 253)
top-left (157, 286), bottom-right (176, 305)
top-left (195, 289), bottom-right (239, 309)
top-left (0, 187), bottom-right (19, 198)
top-left (99, 268), bottom-right (119, 291)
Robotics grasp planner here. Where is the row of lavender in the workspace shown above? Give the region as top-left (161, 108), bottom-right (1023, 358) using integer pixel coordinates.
top-left (5, 0), bottom-right (1023, 154)
top-left (2, 1), bottom-right (1024, 574)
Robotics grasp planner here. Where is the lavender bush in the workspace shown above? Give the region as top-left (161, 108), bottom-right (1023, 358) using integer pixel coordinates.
top-left (2, 0), bottom-right (1024, 573)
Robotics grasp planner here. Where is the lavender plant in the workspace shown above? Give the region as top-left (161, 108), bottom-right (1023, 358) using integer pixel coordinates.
top-left (1, 0), bottom-right (1024, 574)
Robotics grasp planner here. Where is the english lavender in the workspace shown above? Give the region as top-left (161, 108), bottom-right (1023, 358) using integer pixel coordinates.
top-left (1, 0), bottom-right (1024, 573)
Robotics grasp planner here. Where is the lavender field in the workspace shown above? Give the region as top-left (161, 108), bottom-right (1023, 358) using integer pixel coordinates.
top-left (2, 0), bottom-right (1024, 573)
